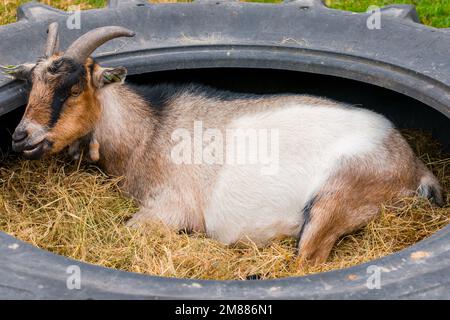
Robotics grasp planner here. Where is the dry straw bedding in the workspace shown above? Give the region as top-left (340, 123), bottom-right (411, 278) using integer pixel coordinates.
top-left (0, 129), bottom-right (449, 280)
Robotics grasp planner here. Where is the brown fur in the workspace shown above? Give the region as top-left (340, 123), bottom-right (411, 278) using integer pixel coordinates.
top-left (48, 58), bottom-right (101, 153)
top-left (23, 80), bottom-right (53, 126)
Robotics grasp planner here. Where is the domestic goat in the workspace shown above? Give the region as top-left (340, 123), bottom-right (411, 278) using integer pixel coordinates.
top-left (4, 23), bottom-right (443, 264)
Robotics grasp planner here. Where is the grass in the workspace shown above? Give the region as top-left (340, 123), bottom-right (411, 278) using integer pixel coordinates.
top-left (1, 1), bottom-right (449, 27)
top-left (326, 0), bottom-right (450, 28)
top-left (0, 129), bottom-right (449, 280)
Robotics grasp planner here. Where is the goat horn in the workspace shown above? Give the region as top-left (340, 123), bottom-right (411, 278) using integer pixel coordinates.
top-left (63, 26), bottom-right (135, 63)
top-left (45, 22), bottom-right (59, 57)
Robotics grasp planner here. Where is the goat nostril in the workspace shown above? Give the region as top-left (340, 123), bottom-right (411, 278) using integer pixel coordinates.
top-left (12, 129), bottom-right (28, 142)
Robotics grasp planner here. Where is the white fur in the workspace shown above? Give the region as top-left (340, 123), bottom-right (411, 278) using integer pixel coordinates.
top-left (204, 104), bottom-right (392, 245)
top-left (96, 86), bottom-right (126, 141)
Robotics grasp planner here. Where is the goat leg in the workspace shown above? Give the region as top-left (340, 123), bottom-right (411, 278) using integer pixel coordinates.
top-left (67, 134), bottom-right (100, 162)
top-left (89, 137), bottom-right (100, 162)
top-left (67, 140), bottom-right (82, 160)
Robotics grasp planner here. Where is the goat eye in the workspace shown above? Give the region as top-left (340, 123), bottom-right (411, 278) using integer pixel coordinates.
top-left (71, 85), bottom-right (82, 97)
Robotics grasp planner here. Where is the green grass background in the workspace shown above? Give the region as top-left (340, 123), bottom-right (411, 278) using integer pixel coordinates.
top-left (0, 0), bottom-right (449, 27)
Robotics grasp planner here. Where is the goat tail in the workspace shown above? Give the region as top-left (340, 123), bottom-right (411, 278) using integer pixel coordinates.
top-left (416, 159), bottom-right (444, 207)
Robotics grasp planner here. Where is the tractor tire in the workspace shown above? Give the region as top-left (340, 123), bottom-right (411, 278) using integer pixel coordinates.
top-left (0, 0), bottom-right (449, 299)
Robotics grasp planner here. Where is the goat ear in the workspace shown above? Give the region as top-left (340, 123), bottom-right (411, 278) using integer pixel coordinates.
top-left (93, 66), bottom-right (127, 88)
top-left (1, 63), bottom-right (34, 81)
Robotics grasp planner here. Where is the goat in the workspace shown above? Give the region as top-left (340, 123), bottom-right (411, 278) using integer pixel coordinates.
top-left (3, 23), bottom-right (443, 264)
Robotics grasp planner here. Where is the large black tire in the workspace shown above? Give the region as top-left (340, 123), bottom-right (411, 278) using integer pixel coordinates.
top-left (0, 0), bottom-right (449, 299)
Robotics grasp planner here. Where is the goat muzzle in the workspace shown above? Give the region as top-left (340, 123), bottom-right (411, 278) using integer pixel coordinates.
top-left (12, 124), bottom-right (51, 159)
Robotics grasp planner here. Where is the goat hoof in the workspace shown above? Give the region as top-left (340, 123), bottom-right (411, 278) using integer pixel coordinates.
top-left (125, 218), bottom-right (139, 228)
top-left (125, 215), bottom-right (148, 229)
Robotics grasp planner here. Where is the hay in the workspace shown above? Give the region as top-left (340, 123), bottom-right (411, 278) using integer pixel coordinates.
top-left (0, 129), bottom-right (449, 280)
